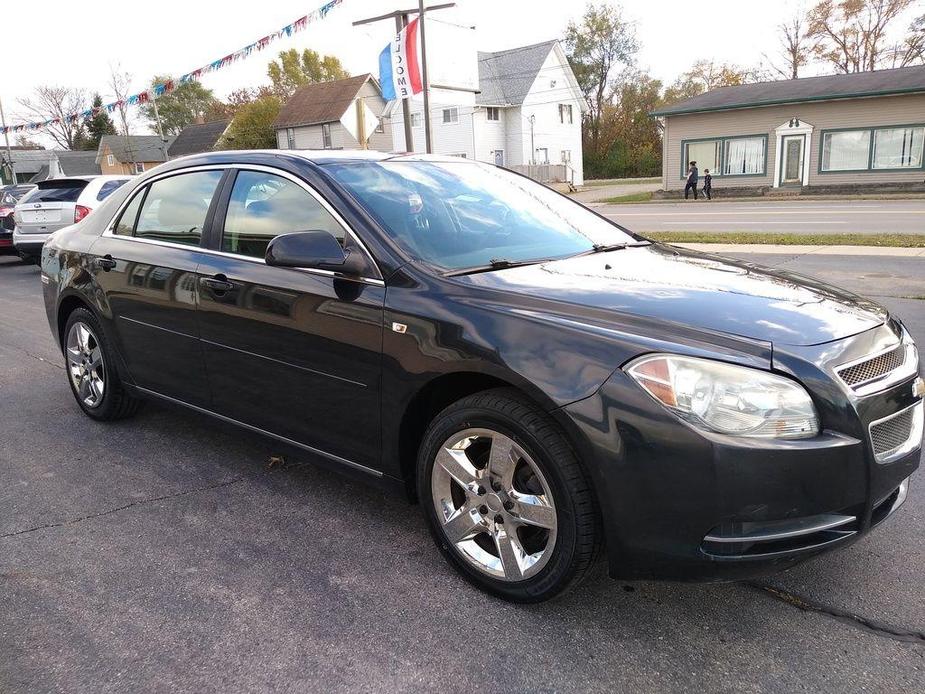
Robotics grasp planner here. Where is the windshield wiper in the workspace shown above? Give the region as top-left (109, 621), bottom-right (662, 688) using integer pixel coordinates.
top-left (445, 257), bottom-right (551, 277)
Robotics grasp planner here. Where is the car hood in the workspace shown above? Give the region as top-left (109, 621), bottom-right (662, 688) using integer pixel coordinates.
top-left (454, 244), bottom-right (887, 346)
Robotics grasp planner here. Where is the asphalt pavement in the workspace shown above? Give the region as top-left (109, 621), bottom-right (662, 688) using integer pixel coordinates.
top-left (1, 252), bottom-right (923, 693)
top-left (596, 199), bottom-right (925, 235)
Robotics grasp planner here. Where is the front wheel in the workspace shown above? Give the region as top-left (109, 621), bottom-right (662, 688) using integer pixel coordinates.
top-left (417, 389), bottom-right (600, 602)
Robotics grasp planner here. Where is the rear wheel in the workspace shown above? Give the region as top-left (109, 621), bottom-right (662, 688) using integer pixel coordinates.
top-left (417, 388), bottom-right (599, 602)
top-left (63, 308), bottom-right (141, 421)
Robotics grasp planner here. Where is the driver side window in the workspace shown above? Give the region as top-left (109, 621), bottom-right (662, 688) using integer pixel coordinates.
top-left (222, 170), bottom-right (346, 259)
top-left (134, 170), bottom-right (223, 246)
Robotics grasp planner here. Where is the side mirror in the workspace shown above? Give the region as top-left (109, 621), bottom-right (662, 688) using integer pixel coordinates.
top-left (265, 230), bottom-right (366, 275)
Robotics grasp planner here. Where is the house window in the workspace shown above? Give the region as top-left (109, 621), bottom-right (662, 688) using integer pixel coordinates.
top-left (107, 154), bottom-right (114, 167)
top-left (322, 123), bottom-right (332, 149)
top-left (559, 104), bottom-right (573, 124)
top-left (561, 150), bottom-right (571, 164)
top-left (535, 148), bottom-right (549, 164)
top-left (872, 127), bottom-right (923, 169)
top-left (286, 128), bottom-right (296, 148)
top-left (681, 135), bottom-right (767, 178)
top-left (821, 130), bottom-right (871, 171)
top-left (134, 162), bottom-right (145, 174)
top-left (486, 107), bottom-right (500, 121)
top-left (684, 140), bottom-right (722, 177)
top-left (723, 137), bottom-right (765, 175)
top-left (442, 108), bottom-right (459, 124)
top-left (375, 118), bottom-right (385, 134)
top-left (410, 113), bottom-right (422, 128)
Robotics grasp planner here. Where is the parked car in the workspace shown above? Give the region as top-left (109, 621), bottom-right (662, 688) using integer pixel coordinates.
top-left (12, 176), bottom-right (129, 263)
top-left (40, 151), bottom-right (922, 602)
top-left (0, 184), bottom-right (37, 255)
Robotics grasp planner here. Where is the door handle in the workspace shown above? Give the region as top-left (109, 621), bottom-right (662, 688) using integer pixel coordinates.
top-left (200, 275), bottom-right (235, 293)
top-left (95, 255), bottom-right (116, 271)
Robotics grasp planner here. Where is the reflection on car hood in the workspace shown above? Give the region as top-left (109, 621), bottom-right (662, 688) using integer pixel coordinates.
top-left (454, 244), bottom-right (887, 346)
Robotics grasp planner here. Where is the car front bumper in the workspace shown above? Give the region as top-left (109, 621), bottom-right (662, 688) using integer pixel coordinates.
top-left (559, 329), bottom-right (922, 582)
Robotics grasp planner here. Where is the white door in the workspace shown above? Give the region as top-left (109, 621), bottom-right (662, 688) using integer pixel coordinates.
top-left (780, 135), bottom-right (804, 185)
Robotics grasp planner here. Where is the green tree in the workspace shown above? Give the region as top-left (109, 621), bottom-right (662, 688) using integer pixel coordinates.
top-left (81, 94), bottom-right (116, 150)
top-left (267, 49), bottom-right (349, 98)
top-left (218, 96), bottom-right (281, 150)
top-left (564, 3), bottom-right (638, 124)
top-left (141, 76), bottom-right (219, 136)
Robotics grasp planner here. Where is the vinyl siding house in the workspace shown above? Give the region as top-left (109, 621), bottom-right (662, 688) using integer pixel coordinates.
top-left (273, 74), bottom-right (392, 152)
top-left (652, 65), bottom-right (925, 193)
top-left (386, 40), bottom-right (586, 185)
top-left (97, 135), bottom-right (173, 175)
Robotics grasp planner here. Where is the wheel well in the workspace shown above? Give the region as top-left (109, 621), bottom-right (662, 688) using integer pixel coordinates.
top-left (57, 295), bottom-right (91, 347)
top-left (398, 372), bottom-right (525, 498)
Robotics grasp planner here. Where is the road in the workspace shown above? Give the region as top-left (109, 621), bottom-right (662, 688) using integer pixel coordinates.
top-left (1, 253), bottom-right (923, 693)
top-left (595, 199), bottom-right (925, 235)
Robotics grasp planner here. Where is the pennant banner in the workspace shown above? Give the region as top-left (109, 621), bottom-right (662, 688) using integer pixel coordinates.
top-left (1, 0), bottom-right (345, 135)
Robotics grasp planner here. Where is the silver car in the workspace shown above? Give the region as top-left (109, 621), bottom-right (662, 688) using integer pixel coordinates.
top-left (13, 175), bottom-right (129, 263)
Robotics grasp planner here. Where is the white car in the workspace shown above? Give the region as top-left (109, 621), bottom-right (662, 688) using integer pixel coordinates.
top-left (13, 175), bottom-right (130, 263)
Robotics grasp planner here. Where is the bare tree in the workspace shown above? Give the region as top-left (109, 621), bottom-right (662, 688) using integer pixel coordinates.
top-left (765, 13), bottom-right (814, 79)
top-left (888, 12), bottom-right (925, 66)
top-left (17, 86), bottom-right (87, 149)
top-left (108, 63), bottom-right (136, 164)
top-left (808, 0), bottom-right (918, 73)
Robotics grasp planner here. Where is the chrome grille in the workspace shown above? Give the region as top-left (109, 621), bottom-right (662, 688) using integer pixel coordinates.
top-left (837, 344), bottom-right (906, 389)
top-left (871, 408), bottom-right (914, 456)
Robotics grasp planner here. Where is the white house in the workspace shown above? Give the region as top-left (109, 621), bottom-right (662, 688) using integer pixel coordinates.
top-left (273, 74), bottom-right (392, 151)
top-left (386, 40), bottom-right (586, 185)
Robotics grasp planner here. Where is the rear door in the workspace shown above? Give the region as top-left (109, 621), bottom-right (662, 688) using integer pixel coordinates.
top-left (196, 167), bottom-right (385, 472)
top-left (90, 168), bottom-right (227, 407)
top-left (14, 179), bottom-right (89, 235)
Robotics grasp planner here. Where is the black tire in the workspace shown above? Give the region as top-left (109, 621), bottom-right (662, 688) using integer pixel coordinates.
top-left (17, 252), bottom-right (38, 265)
top-left (417, 388), bottom-right (600, 602)
top-left (63, 307), bottom-right (142, 421)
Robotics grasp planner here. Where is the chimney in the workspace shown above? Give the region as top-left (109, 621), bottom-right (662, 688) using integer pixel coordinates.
top-left (194, 114), bottom-right (206, 125)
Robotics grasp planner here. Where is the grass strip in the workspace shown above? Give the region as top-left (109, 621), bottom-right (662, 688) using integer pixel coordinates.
top-left (600, 191), bottom-right (654, 204)
top-left (643, 232), bottom-right (925, 247)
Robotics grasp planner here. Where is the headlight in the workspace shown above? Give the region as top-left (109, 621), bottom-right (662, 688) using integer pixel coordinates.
top-left (626, 354), bottom-right (819, 439)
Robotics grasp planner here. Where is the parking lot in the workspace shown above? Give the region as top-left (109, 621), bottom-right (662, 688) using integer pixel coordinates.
top-left (1, 251), bottom-right (923, 693)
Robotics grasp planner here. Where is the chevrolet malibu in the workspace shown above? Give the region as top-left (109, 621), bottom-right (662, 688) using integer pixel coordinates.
top-left (41, 151), bottom-right (923, 602)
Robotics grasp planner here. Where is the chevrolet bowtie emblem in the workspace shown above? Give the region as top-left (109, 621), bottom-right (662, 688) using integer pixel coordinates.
top-left (914, 377), bottom-right (925, 399)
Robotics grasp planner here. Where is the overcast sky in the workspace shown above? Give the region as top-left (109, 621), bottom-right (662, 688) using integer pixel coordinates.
top-left (2, 0), bottom-right (921, 142)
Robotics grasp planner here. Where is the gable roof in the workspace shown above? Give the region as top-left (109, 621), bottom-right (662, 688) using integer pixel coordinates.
top-left (652, 64), bottom-right (925, 116)
top-left (57, 151), bottom-right (102, 176)
top-left (274, 74), bottom-right (374, 129)
top-left (97, 135), bottom-right (173, 163)
top-left (477, 40), bottom-right (557, 106)
top-left (168, 120), bottom-right (230, 157)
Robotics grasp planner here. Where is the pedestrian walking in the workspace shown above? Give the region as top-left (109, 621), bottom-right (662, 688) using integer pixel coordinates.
top-left (702, 169), bottom-right (712, 200)
top-left (684, 161), bottom-right (699, 200)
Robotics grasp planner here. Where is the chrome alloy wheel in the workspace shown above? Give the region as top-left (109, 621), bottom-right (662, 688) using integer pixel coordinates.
top-left (431, 428), bottom-right (558, 581)
top-left (66, 321), bottom-right (105, 408)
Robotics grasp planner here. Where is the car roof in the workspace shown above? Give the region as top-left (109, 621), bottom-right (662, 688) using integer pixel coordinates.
top-left (167, 149), bottom-right (484, 167)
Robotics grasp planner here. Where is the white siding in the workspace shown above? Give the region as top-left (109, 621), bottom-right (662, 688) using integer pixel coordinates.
top-left (386, 42), bottom-right (585, 182)
top-left (519, 49), bottom-right (584, 184)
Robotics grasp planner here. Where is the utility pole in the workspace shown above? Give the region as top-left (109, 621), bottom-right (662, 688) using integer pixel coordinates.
top-left (417, 0), bottom-right (433, 153)
top-left (353, 3), bottom-right (454, 154)
top-left (150, 94), bottom-right (170, 162)
top-left (0, 97), bottom-right (17, 185)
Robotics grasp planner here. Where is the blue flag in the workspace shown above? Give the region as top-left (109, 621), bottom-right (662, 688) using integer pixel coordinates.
top-left (379, 44), bottom-right (395, 100)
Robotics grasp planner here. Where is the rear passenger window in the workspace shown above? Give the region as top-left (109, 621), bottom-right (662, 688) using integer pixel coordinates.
top-left (97, 179), bottom-right (128, 201)
top-left (114, 190), bottom-right (145, 236)
top-left (134, 171), bottom-right (223, 246)
top-left (221, 170), bottom-right (345, 258)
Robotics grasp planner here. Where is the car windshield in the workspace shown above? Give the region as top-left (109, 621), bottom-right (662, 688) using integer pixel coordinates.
top-left (325, 160), bottom-right (640, 271)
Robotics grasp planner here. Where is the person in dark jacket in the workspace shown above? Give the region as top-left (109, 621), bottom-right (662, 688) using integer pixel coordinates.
top-left (702, 169), bottom-right (712, 200)
top-left (684, 161), bottom-right (699, 200)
